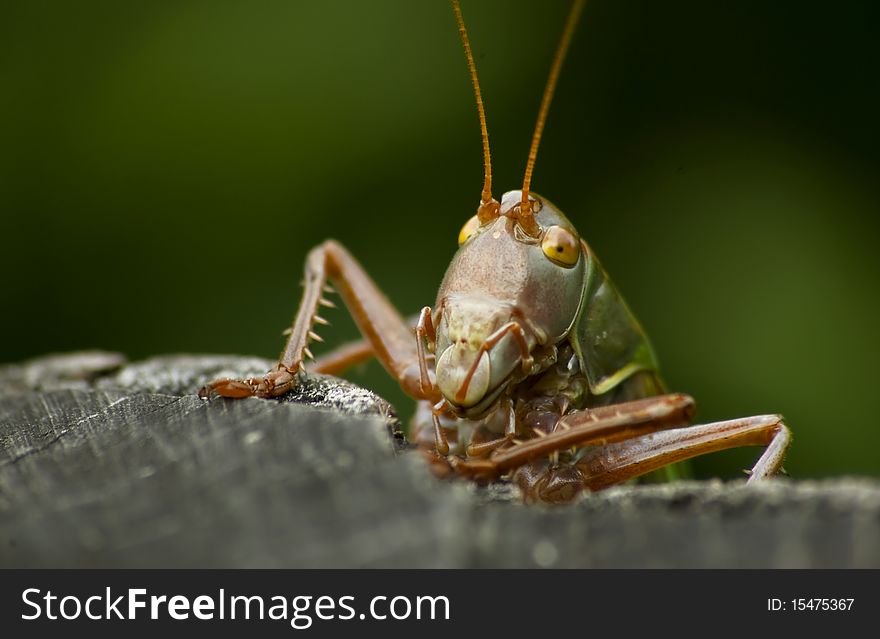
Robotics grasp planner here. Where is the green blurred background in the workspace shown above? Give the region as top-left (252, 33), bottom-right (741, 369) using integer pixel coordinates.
top-left (2, 0), bottom-right (879, 480)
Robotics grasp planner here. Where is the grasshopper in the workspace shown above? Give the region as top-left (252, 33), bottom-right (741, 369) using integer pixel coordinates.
top-left (200, 0), bottom-right (791, 503)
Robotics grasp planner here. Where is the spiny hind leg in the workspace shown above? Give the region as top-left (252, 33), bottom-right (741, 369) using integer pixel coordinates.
top-left (309, 311), bottom-right (425, 376)
top-left (201, 342), bottom-right (376, 397)
top-left (575, 414), bottom-right (791, 490)
top-left (200, 240), bottom-right (437, 401)
top-left (445, 393), bottom-right (788, 501)
top-left (309, 339), bottom-right (375, 376)
top-left (517, 413), bottom-right (790, 502)
top-left (449, 394), bottom-right (696, 488)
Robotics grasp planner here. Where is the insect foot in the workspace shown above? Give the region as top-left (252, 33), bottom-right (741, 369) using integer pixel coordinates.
top-left (198, 366), bottom-right (298, 399)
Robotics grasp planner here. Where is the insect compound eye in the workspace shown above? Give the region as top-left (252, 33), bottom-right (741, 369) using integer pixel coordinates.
top-left (541, 225), bottom-right (580, 267)
top-left (457, 214), bottom-right (481, 246)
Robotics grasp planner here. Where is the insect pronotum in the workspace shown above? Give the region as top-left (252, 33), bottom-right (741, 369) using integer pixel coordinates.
top-left (200, 0), bottom-right (791, 503)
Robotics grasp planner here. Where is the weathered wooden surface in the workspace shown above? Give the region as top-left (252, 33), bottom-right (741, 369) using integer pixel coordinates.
top-left (1, 352), bottom-right (879, 567)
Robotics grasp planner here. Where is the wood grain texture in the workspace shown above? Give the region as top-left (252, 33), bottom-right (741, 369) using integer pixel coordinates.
top-left (1, 353), bottom-right (879, 567)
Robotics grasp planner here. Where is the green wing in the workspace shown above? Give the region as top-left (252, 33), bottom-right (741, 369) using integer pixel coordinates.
top-left (569, 250), bottom-right (659, 396)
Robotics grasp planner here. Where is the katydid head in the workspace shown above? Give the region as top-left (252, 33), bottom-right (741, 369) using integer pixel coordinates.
top-left (433, 190), bottom-right (587, 417)
top-left (436, 1), bottom-right (586, 417)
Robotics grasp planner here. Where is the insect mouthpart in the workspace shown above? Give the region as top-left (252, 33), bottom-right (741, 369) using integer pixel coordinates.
top-left (433, 305), bottom-right (534, 416)
top-left (435, 343), bottom-right (492, 409)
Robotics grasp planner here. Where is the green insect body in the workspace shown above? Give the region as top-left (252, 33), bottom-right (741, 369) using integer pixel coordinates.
top-left (200, 0), bottom-right (790, 502)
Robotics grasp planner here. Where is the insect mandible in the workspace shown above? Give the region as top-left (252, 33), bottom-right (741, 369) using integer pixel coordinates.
top-left (200, 0), bottom-right (792, 503)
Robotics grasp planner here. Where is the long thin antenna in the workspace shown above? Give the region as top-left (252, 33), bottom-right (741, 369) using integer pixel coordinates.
top-left (519, 0), bottom-right (586, 234)
top-left (451, 0), bottom-right (499, 223)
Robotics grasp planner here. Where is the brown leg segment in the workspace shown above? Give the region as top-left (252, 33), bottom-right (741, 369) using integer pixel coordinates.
top-left (514, 413), bottom-right (790, 502)
top-left (310, 339), bottom-right (374, 376)
top-left (451, 394), bottom-right (697, 480)
top-left (415, 306), bottom-right (438, 398)
top-left (201, 240), bottom-right (438, 402)
top-left (576, 414), bottom-right (791, 491)
top-left (310, 310), bottom-right (426, 376)
top-left (448, 393), bottom-right (789, 502)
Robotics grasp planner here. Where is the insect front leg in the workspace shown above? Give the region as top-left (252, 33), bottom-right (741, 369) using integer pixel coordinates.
top-left (463, 398), bottom-right (517, 457)
top-left (200, 240), bottom-right (439, 402)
